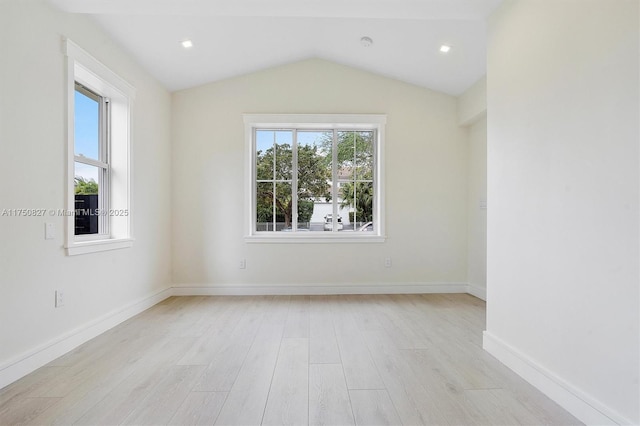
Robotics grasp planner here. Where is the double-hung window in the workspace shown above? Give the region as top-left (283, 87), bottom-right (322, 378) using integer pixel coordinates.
top-left (245, 114), bottom-right (386, 242)
top-left (73, 83), bottom-right (109, 236)
top-left (64, 39), bottom-right (134, 255)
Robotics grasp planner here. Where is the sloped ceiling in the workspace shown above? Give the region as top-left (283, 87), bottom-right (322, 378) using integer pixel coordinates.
top-left (49, 0), bottom-right (502, 95)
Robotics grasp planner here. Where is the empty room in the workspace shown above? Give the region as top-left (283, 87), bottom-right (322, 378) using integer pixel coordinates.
top-left (0, 0), bottom-right (638, 425)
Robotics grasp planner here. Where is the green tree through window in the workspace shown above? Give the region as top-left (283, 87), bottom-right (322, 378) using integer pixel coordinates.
top-left (256, 136), bottom-right (331, 230)
top-left (325, 131), bottom-right (374, 225)
top-left (74, 176), bottom-right (99, 195)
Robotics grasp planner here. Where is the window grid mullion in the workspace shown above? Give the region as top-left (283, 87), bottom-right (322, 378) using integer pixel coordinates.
top-left (353, 131), bottom-right (357, 227)
top-left (364, 130), bottom-right (379, 231)
top-left (252, 128), bottom-right (257, 233)
top-left (100, 96), bottom-right (110, 235)
top-left (272, 132), bottom-right (276, 232)
top-left (332, 129), bottom-right (338, 232)
top-left (292, 130), bottom-right (298, 232)
top-left (74, 156), bottom-right (108, 169)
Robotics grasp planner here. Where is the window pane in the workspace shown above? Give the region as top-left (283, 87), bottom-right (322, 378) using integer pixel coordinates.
top-left (337, 131), bottom-right (355, 181)
top-left (256, 181), bottom-right (274, 231)
top-left (296, 199), bottom-right (313, 231)
top-left (256, 130), bottom-right (274, 180)
top-left (339, 181), bottom-right (374, 231)
top-left (275, 182), bottom-right (292, 231)
top-left (355, 181), bottom-right (374, 227)
top-left (74, 88), bottom-right (100, 161)
top-left (74, 162), bottom-right (100, 235)
top-left (336, 182), bottom-right (354, 231)
top-left (356, 131), bottom-right (374, 180)
top-left (298, 131), bottom-right (332, 232)
top-left (274, 131), bottom-right (293, 180)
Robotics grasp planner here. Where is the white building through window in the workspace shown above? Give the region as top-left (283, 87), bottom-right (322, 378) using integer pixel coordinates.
top-left (244, 114), bottom-right (386, 243)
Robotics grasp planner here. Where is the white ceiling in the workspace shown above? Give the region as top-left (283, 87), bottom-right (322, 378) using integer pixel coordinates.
top-left (49, 0), bottom-right (502, 95)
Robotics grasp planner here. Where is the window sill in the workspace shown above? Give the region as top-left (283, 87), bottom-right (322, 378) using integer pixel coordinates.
top-left (65, 238), bottom-right (134, 256)
top-left (245, 234), bottom-right (386, 244)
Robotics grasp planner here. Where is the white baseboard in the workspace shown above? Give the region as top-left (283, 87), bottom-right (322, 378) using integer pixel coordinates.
top-left (172, 282), bottom-right (470, 296)
top-left (0, 287), bottom-right (173, 390)
top-left (483, 331), bottom-right (632, 426)
top-left (466, 283), bottom-right (486, 301)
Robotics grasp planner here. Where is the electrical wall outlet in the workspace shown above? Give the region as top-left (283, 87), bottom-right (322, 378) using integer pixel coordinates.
top-left (384, 257), bottom-right (392, 268)
top-left (239, 259), bottom-right (246, 269)
top-left (55, 290), bottom-right (64, 307)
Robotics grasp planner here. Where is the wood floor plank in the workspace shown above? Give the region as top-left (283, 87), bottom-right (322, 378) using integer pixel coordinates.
top-left (430, 344), bottom-right (503, 390)
top-left (352, 295), bottom-right (420, 351)
top-left (374, 295), bottom-right (432, 350)
top-left (309, 363), bottom-right (355, 426)
top-left (362, 329), bottom-right (451, 425)
top-left (73, 336), bottom-right (200, 425)
top-left (0, 396), bottom-right (61, 425)
top-left (26, 334), bottom-right (185, 425)
top-left (169, 391), bottom-right (228, 426)
top-left (349, 389), bottom-right (402, 426)
top-left (28, 320), bottom-right (169, 399)
top-left (309, 296), bottom-right (341, 364)
top-left (43, 300), bottom-right (167, 369)
top-left (462, 388), bottom-right (544, 425)
top-left (177, 296), bottom-right (252, 366)
top-left (162, 296), bottom-right (221, 338)
top-left (192, 296), bottom-right (272, 392)
top-left (478, 363), bottom-right (583, 426)
top-left (0, 366), bottom-right (64, 407)
top-left (214, 296), bottom-right (288, 426)
top-left (332, 298), bottom-right (385, 390)
top-left (346, 295), bottom-right (385, 332)
top-left (122, 365), bottom-right (205, 425)
top-left (394, 294), bottom-right (483, 349)
top-left (262, 337), bottom-right (309, 426)
top-left (283, 295), bottom-right (310, 338)
top-left (402, 349), bottom-right (476, 424)
top-left (387, 296), bottom-right (501, 391)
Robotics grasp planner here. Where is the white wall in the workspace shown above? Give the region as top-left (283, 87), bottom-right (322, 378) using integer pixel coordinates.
top-left (171, 59), bottom-right (469, 290)
top-left (0, 0), bottom-right (173, 384)
top-left (458, 78), bottom-right (488, 299)
top-left (458, 76), bottom-right (487, 127)
top-left (485, 1), bottom-right (639, 424)
top-left (466, 118), bottom-right (487, 298)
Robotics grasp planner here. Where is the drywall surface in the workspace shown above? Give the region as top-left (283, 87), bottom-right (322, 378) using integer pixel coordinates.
top-left (171, 59), bottom-right (469, 288)
top-left (486, 1), bottom-right (639, 423)
top-left (457, 76), bottom-right (487, 126)
top-left (0, 0), bottom-right (172, 376)
top-left (466, 117), bottom-right (487, 298)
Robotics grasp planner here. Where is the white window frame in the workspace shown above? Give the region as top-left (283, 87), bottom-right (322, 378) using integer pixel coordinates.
top-left (244, 114), bottom-right (386, 243)
top-left (64, 38), bottom-right (135, 255)
top-left (73, 82), bottom-right (110, 239)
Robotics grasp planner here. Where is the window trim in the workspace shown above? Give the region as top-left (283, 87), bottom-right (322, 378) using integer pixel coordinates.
top-left (244, 114), bottom-right (386, 243)
top-left (64, 38), bottom-right (135, 255)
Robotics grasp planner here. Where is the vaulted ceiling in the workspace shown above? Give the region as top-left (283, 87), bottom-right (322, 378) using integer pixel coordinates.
top-left (48, 0), bottom-right (502, 95)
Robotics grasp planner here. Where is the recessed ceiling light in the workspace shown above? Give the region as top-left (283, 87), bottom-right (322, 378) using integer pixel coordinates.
top-left (181, 39), bottom-right (193, 49)
top-left (360, 36), bottom-right (373, 48)
top-left (440, 45), bottom-right (451, 53)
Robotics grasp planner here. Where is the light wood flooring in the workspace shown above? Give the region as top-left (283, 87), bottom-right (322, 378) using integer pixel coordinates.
top-left (0, 294), bottom-right (581, 425)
